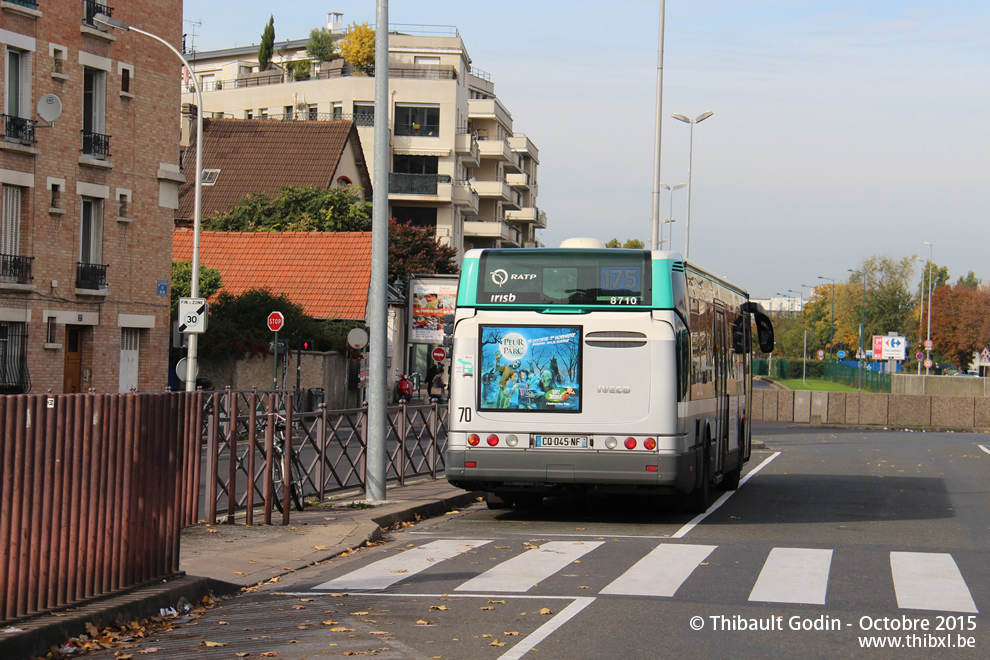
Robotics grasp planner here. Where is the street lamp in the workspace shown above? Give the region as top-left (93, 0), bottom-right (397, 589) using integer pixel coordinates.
top-left (913, 256), bottom-right (926, 375)
top-left (659, 183), bottom-right (685, 251)
top-left (659, 219), bottom-right (677, 249)
top-left (923, 241), bottom-right (934, 375)
top-left (671, 111), bottom-right (713, 259)
top-left (848, 268), bottom-right (867, 375)
top-left (801, 284), bottom-right (818, 354)
top-left (95, 13), bottom-right (204, 393)
top-left (817, 276), bottom-right (836, 360)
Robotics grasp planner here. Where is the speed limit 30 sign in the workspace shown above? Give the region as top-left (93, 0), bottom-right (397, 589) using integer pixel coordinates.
top-left (178, 297), bottom-right (208, 334)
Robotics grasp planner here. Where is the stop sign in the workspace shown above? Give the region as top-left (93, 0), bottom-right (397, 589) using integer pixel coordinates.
top-left (267, 311), bottom-right (285, 332)
top-left (432, 347), bottom-right (447, 362)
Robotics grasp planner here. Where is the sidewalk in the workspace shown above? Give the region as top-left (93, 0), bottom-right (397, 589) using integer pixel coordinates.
top-left (1, 479), bottom-right (480, 660)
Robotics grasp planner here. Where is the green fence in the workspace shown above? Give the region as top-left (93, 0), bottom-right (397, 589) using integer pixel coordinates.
top-left (824, 362), bottom-right (891, 393)
top-left (754, 359), bottom-right (888, 392)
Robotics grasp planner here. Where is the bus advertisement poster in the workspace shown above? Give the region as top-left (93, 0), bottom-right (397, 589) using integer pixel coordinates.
top-left (408, 275), bottom-right (458, 344)
top-left (479, 325), bottom-right (582, 413)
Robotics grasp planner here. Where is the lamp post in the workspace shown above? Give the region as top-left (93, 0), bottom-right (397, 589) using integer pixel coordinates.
top-left (789, 289), bottom-right (808, 381)
top-left (659, 183), bottom-right (685, 251)
top-left (848, 269), bottom-right (867, 396)
top-left (913, 256), bottom-right (926, 375)
top-left (659, 219), bottom-right (677, 249)
top-left (817, 276), bottom-right (835, 360)
top-left (94, 13), bottom-right (203, 393)
top-left (671, 111), bottom-right (713, 259)
top-left (923, 241), bottom-right (934, 375)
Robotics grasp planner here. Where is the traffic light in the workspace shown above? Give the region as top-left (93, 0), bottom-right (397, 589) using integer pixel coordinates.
top-left (300, 338), bottom-right (315, 351)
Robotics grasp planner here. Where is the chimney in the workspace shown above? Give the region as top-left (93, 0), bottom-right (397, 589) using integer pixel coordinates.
top-left (327, 12), bottom-right (344, 34)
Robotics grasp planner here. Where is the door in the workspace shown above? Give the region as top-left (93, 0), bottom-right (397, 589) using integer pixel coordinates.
top-left (119, 328), bottom-right (139, 392)
top-left (64, 326), bottom-right (82, 393)
top-left (713, 307), bottom-right (729, 475)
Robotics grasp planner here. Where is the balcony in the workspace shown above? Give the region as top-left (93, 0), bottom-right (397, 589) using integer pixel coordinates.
top-left (451, 182), bottom-right (480, 216)
top-left (470, 179), bottom-right (513, 204)
top-left (81, 130), bottom-right (111, 158)
top-left (83, 0), bottom-right (112, 26)
top-left (388, 173), bottom-right (451, 196)
top-left (3, 115), bottom-right (36, 143)
top-left (506, 172), bottom-right (530, 190)
top-left (477, 137), bottom-right (514, 164)
top-left (463, 217), bottom-right (521, 246)
top-left (76, 262), bottom-right (108, 290)
top-left (508, 134), bottom-right (539, 162)
top-left (505, 207), bottom-right (547, 228)
top-left (455, 131), bottom-right (480, 168)
top-left (0, 254), bottom-right (33, 284)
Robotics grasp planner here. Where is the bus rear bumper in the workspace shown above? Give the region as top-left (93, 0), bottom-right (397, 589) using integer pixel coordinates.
top-left (445, 447), bottom-right (700, 496)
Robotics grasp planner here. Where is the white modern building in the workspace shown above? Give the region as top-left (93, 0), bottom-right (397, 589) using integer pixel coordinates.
top-left (180, 17), bottom-right (546, 255)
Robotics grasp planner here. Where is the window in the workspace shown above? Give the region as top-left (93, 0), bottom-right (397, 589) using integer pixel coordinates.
top-left (392, 206), bottom-right (437, 230)
top-left (50, 183), bottom-right (60, 208)
top-left (121, 67), bottom-right (130, 93)
top-left (1, 185), bottom-right (21, 258)
top-left (5, 47), bottom-right (33, 141)
top-left (0, 321), bottom-right (29, 394)
top-left (308, 104), bottom-right (318, 121)
top-left (283, 105), bottom-right (293, 120)
top-left (331, 102), bottom-right (342, 120)
top-left (395, 105), bottom-right (439, 136)
top-left (117, 191), bottom-right (129, 217)
top-left (245, 109), bottom-right (253, 119)
top-left (80, 197), bottom-right (103, 264)
top-left (353, 103), bottom-right (374, 126)
top-left (82, 67), bottom-right (109, 157)
top-left (259, 108), bottom-right (268, 119)
top-left (201, 169), bottom-right (220, 185)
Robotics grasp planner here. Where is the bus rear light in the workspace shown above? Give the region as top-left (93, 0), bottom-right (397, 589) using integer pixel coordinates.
top-left (468, 434), bottom-right (481, 446)
top-left (487, 434), bottom-right (499, 446)
top-left (506, 435), bottom-right (520, 447)
top-left (604, 436), bottom-right (618, 449)
top-left (646, 465), bottom-right (658, 472)
top-left (465, 461), bottom-right (477, 468)
top-left (644, 438), bottom-right (657, 450)
top-left (624, 437), bottom-right (637, 450)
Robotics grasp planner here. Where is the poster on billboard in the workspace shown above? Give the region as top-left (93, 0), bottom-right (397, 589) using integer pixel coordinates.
top-left (407, 275), bottom-right (458, 344)
top-left (478, 325), bottom-right (582, 413)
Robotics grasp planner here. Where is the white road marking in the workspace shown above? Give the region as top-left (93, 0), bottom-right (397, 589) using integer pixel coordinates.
top-left (671, 451), bottom-right (781, 539)
top-left (890, 551), bottom-right (978, 613)
top-left (748, 547), bottom-right (833, 605)
top-left (978, 444), bottom-right (990, 455)
top-left (312, 539), bottom-right (490, 591)
top-left (600, 543), bottom-right (717, 597)
top-left (498, 597), bottom-right (595, 660)
top-left (455, 541), bottom-right (603, 593)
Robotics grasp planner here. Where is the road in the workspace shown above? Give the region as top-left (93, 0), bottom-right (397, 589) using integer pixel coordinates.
top-left (89, 426), bottom-right (989, 658)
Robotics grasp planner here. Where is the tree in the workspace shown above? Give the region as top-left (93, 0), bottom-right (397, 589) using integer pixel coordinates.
top-left (306, 27), bottom-right (340, 63)
top-left (170, 261), bottom-right (223, 320)
top-left (200, 289), bottom-right (323, 360)
top-left (605, 238), bottom-right (645, 249)
top-left (258, 15), bottom-right (275, 71)
top-left (930, 284), bottom-right (990, 370)
top-left (338, 22), bottom-right (375, 74)
top-left (957, 271), bottom-right (981, 289)
top-left (388, 218), bottom-right (458, 286)
top-left (203, 185), bottom-right (372, 233)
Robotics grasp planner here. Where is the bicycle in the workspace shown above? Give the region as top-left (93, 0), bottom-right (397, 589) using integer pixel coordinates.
top-left (269, 412), bottom-right (306, 513)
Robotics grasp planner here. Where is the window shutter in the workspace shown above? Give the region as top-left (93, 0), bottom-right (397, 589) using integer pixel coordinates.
top-left (1, 185), bottom-right (21, 256)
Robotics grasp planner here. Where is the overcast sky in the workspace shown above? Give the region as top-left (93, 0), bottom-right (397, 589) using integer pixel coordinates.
top-left (182, 1), bottom-right (989, 296)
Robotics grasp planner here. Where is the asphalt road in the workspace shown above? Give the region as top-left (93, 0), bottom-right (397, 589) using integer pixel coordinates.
top-left (87, 426), bottom-right (990, 659)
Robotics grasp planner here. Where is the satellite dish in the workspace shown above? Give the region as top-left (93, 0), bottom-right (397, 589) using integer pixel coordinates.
top-left (37, 94), bottom-right (63, 124)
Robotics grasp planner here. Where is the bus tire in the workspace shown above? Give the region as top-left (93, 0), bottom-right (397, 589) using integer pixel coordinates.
top-left (689, 430), bottom-right (712, 513)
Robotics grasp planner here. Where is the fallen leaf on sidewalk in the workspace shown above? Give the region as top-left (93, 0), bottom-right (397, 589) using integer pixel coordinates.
top-left (234, 572), bottom-right (245, 576)
top-left (489, 640), bottom-right (506, 647)
top-left (235, 654), bottom-right (250, 658)
top-left (429, 605), bottom-right (449, 612)
top-left (202, 641), bottom-right (227, 647)
top-left (351, 611), bottom-right (370, 616)
top-left (313, 545), bottom-right (328, 550)
top-left (445, 510), bottom-right (460, 515)
top-left (321, 620), bottom-right (339, 626)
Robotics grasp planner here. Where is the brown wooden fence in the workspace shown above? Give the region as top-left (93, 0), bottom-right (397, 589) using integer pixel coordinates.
top-left (0, 392), bottom-right (198, 623)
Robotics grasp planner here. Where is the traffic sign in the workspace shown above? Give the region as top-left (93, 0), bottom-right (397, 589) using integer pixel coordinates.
top-left (924, 359), bottom-right (933, 369)
top-left (267, 311), bottom-right (285, 332)
top-left (924, 339), bottom-right (933, 350)
top-left (347, 327), bottom-right (369, 349)
top-left (872, 335), bottom-right (906, 360)
top-left (916, 352), bottom-right (924, 361)
top-left (837, 350), bottom-right (846, 359)
top-left (817, 349), bottom-right (825, 360)
top-left (178, 297), bottom-right (208, 334)
top-left (432, 347), bottom-right (447, 362)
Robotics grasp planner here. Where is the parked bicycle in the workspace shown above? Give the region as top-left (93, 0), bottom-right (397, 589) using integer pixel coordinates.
top-left (269, 411), bottom-right (306, 513)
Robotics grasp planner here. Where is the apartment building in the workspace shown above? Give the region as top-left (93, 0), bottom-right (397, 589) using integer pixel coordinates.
top-left (180, 17), bottom-right (546, 256)
top-left (1, 0), bottom-right (182, 393)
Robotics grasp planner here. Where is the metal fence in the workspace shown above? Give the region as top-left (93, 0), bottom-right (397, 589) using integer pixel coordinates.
top-left (197, 389), bottom-right (449, 526)
top-left (1, 392), bottom-right (195, 623)
top-left (824, 362), bottom-right (891, 393)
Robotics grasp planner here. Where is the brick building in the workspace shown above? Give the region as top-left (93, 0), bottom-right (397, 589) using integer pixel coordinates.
top-left (1, 1), bottom-right (183, 393)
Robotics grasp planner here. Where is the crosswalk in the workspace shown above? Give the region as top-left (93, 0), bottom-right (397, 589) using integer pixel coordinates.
top-left (312, 539), bottom-right (980, 614)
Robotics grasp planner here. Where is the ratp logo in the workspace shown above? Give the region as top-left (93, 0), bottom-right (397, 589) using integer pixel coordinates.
top-left (491, 269), bottom-right (508, 287)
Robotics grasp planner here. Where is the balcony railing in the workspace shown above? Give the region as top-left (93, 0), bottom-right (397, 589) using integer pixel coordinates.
top-left (76, 262), bottom-right (108, 290)
top-left (186, 66), bottom-right (455, 94)
top-left (83, 0), bottom-right (112, 26)
top-left (0, 254), bottom-right (33, 283)
top-left (388, 173), bottom-right (451, 195)
top-left (3, 115), bottom-right (36, 143)
top-left (81, 130), bottom-right (111, 158)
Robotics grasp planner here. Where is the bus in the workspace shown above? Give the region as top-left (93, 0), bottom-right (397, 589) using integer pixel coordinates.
top-left (443, 240), bottom-right (774, 512)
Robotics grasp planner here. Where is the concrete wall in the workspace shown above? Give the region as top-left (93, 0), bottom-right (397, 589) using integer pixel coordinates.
top-left (892, 374), bottom-right (990, 397)
top-left (751, 389), bottom-right (990, 430)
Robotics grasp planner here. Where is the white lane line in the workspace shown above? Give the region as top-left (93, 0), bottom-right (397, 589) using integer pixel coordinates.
top-left (312, 539), bottom-right (490, 591)
top-left (671, 451), bottom-right (781, 539)
top-left (455, 541), bottom-right (603, 593)
top-left (600, 543), bottom-right (717, 597)
top-left (749, 547), bottom-right (833, 605)
top-left (498, 597), bottom-right (595, 660)
top-left (978, 444), bottom-right (990, 455)
top-left (890, 552), bottom-right (978, 613)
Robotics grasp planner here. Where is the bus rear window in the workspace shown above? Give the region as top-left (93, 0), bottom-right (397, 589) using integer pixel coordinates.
top-left (478, 250), bottom-right (651, 307)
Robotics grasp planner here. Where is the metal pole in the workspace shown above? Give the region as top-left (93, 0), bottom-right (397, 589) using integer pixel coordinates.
top-left (650, 1), bottom-right (666, 250)
top-left (925, 242), bottom-right (934, 375)
top-left (366, 0), bottom-right (390, 501)
top-left (685, 121), bottom-right (695, 259)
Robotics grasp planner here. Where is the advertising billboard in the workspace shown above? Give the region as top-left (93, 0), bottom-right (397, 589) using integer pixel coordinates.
top-left (478, 325), bottom-right (582, 413)
top-left (407, 275), bottom-right (458, 345)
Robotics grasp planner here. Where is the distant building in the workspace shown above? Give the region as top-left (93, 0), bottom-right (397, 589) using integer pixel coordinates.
top-left (1, 1), bottom-right (182, 393)
top-left (180, 17), bottom-right (546, 256)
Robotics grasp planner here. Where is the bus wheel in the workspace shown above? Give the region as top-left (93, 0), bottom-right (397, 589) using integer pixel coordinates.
top-left (689, 432), bottom-right (712, 514)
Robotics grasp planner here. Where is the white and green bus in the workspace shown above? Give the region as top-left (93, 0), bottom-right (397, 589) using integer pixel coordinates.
top-left (444, 240), bottom-right (774, 512)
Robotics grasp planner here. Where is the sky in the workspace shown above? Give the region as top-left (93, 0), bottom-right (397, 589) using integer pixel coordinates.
top-left (182, 1), bottom-right (989, 297)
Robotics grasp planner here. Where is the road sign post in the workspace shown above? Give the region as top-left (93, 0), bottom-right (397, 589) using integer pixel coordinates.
top-left (268, 312), bottom-right (285, 390)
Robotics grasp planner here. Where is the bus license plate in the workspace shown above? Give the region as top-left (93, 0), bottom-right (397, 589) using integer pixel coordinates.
top-left (534, 435), bottom-right (588, 448)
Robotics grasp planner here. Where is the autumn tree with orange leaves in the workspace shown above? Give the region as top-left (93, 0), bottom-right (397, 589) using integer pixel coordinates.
top-left (929, 284), bottom-right (990, 370)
